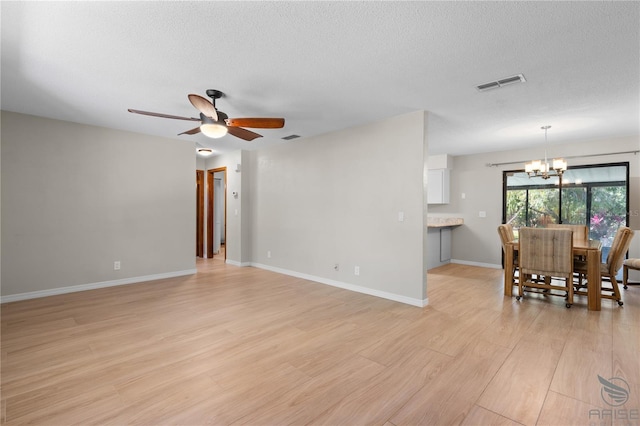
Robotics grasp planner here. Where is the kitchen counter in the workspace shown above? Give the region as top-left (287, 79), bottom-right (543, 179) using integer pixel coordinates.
top-left (427, 217), bottom-right (464, 228)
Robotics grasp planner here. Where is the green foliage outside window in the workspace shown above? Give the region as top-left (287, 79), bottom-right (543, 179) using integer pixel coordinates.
top-left (505, 183), bottom-right (626, 247)
top-left (590, 186), bottom-right (626, 245)
top-left (561, 187), bottom-right (587, 224)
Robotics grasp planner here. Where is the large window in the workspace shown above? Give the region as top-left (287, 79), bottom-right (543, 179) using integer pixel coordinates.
top-left (503, 163), bottom-right (629, 251)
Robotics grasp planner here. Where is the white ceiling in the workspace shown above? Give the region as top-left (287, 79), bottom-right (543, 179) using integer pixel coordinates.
top-left (2, 1), bottom-right (639, 157)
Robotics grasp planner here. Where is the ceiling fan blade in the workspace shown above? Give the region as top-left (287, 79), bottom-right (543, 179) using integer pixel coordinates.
top-left (226, 117), bottom-right (285, 129)
top-left (227, 126), bottom-right (262, 141)
top-left (179, 126), bottom-right (202, 136)
top-left (188, 94), bottom-right (218, 121)
top-left (128, 109), bottom-right (201, 121)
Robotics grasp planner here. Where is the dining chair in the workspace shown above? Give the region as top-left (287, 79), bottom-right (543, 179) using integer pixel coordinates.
top-left (623, 258), bottom-right (640, 289)
top-left (574, 226), bottom-right (635, 306)
top-left (547, 224), bottom-right (589, 242)
top-left (548, 224), bottom-right (590, 278)
top-left (517, 227), bottom-right (574, 308)
top-left (498, 224), bottom-right (518, 284)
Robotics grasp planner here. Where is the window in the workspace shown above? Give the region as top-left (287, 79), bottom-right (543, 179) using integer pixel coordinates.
top-left (503, 163), bottom-right (629, 255)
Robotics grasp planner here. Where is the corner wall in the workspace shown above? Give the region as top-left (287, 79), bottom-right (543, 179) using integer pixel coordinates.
top-left (248, 111), bottom-right (428, 305)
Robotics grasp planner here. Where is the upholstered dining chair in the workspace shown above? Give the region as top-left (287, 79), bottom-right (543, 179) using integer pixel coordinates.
top-left (548, 224), bottom-right (590, 270)
top-left (574, 226), bottom-right (635, 306)
top-left (547, 224), bottom-right (589, 242)
top-left (498, 224), bottom-right (518, 284)
top-left (517, 227), bottom-right (574, 308)
top-left (623, 258), bottom-right (640, 289)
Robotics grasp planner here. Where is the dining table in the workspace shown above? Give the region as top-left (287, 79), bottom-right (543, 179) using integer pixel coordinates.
top-left (504, 236), bottom-right (603, 310)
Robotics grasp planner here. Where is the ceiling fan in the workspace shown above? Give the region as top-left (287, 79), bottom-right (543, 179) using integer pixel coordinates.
top-left (128, 89), bottom-right (285, 141)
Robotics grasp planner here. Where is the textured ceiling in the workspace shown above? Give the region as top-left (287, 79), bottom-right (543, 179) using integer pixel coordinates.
top-left (1, 1), bottom-right (639, 156)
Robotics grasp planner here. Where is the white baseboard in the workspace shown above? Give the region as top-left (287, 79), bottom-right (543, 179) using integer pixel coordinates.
top-left (451, 259), bottom-right (502, 269)
top-left (0, 269), bottom-right (197, 304)
top-left (251, 263), bottom-right (428, 307)
top-left (225, 259), bottom-right (251, 267)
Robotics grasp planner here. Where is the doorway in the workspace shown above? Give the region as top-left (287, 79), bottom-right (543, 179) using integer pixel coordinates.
top-left (207, 167), bottom-right (227, 259)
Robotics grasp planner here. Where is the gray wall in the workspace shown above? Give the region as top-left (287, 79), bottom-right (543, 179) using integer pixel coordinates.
top-left (1, 111), bottom-right (196, 299)
top-left (429, 135), bottom-right (640, 274)
top-left (7, 108), bottom-right (633, 302)
top-left (247, 111), bottom-right (428, 304)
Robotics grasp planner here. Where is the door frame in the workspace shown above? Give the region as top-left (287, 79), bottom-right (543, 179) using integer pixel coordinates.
top-left (196, 170), bottom-right (204, 257)
top-left (207, 167), bottom-right (227, 259)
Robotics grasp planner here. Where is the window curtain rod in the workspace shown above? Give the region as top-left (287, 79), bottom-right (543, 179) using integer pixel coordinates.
top-left (486, 150), bottom-right (639, 168)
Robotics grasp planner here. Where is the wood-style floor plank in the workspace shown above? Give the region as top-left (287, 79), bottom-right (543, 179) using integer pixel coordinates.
top-left (2, 260), bottom-right (639, 425)
top-left (535, 390), bottom-right (613, 426)
top-left (476, 333), bottom-right (566, 425)
top-left (549, 328), bottom-right (613, 407)
top-left (460, 405), bottom-right (522, 426)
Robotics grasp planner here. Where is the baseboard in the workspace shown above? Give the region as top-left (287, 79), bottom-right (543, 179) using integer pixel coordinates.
top-left (451, 259), bottom-right (502, 269)
top-left (225, 259), bottom-right (251, 267)
top-left (0, 269), bottom-right (197, 304)
top-left (251, 263), bottom-right (428, 307)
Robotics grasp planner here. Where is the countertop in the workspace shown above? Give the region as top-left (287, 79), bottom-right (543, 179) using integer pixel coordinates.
top-left (427, 217), bottom-right (464, 228)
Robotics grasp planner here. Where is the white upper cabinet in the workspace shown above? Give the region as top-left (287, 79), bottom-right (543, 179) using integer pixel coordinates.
top-left (427, 168), bottom-right (450, 204)
top-left (427, 154), bottom-right (453, 205)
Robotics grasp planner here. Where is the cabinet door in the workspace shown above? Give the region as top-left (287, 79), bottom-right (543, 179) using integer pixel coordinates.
top-left (440, 228), bottom-right (452, 262)
top-left (428, 169), bottom-right (450, 204)
top-left (427, 170), bottom-right (443, 204)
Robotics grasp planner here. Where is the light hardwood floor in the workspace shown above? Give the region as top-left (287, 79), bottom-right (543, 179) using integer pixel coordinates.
top-left (1, 259), bottom-right (639, 425)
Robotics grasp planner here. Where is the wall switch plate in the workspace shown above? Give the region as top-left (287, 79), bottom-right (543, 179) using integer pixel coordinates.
top-left (398, 211), bottom-right (404, 222)
top-left (114, 261), bottom-right (121, 270)
top-left (479, 211), bottom-right (486, 218)
top-left (267, 251), bottom-right (271, 258)
top-left (354, 266), bottom-right (360, 276)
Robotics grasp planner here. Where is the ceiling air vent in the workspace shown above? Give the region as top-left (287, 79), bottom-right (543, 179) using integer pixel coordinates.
top-left (282, 134), bottom-right (300, 140)
top-left (476, 74), bottom-right (526, 92)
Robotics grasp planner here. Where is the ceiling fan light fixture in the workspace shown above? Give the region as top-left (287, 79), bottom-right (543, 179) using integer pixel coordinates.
top-left (129, 90), bottom-right (283, 141)
top-left (200, 121), bottom-right (228, 138)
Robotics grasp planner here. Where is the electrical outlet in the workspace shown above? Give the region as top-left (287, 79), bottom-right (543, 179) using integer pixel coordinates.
top-left (267, 250), bottom-right (271, 258)
top-left (354, 266), bottom-right (360, 276)
top-left (114, 261), bottom-right (121, 270)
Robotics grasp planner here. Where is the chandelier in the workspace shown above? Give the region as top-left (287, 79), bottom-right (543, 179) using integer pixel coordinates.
top-left (525, 125), bottom-right (567, 179)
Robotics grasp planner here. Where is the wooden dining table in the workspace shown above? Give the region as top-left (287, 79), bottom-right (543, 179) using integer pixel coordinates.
top-left (504, 237), bottom-right (603, 310)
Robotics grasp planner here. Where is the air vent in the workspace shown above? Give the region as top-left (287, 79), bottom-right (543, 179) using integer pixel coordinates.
top-left (282, 134), bottom-right (300, 140)
top-left (477, 81), bottom-right (500, 91)
top-left (476, 74), bottom-right (526, 92)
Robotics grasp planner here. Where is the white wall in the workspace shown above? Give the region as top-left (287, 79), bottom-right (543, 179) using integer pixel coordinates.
top-left (248, 111), bottom-right (428, 305)
top-left (1, 111), bottom-right (196, 300)
top-left (430, 136), bottom-right (640, 278)
top-left (204, 150), bottom-right (247, 265)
